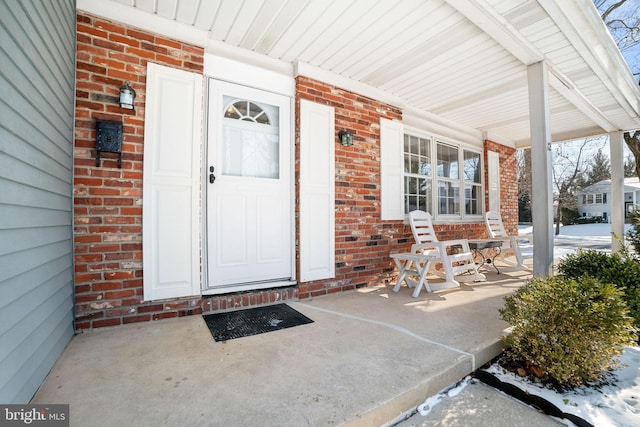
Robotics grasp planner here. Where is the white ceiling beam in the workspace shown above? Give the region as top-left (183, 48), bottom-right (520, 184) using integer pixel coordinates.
top-left (445, 0), bottom-right (620, 135)
top-left (444, 0), bottom-right (543, 65)
top-left (537, 0), bottom-right (640, 127)
top-left (547, 69), bottom-right (616, 132)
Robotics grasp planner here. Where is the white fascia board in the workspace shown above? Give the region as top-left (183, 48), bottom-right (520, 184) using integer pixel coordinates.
top-left (204, 52), bottom-right (295, 97)
top-left (77, 0), bottom-right (208, 47)
top-left (483, 131), bottom-right (516, 148)
top-left (296, 62), bottom-right (485, 148)
top-left (295, 62), bottom-right (404, 109)
top-left (205, 39), bottom-right (294, 80)
top-left (538, 0), bottom-right (640, 126)
top-left (403, 106), bottom-right (484, 148)
top-left (448, 0), bottom-right (636, 135)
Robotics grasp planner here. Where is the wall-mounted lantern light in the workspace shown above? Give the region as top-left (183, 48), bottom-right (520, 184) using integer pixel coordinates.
top-left (119, 81), bottom-right (136, 109)
top-left (338, 130), bottom-right (353, 146)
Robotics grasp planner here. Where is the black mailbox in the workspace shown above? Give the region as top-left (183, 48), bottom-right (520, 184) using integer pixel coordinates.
top-left (96, 120), bottom-right (123, 168)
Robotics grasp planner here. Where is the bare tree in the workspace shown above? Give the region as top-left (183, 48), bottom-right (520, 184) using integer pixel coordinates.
top-left (624, 130), bottom-right (640, 178)
top-left (625, 152), bottom-right (637, 177)
top-left (594, 0), bottom-right (640, 77)
top-left (594, 0), bottom-right (640, 178)
top-left (552, 140), bottom-right (590, 234)
top-left (517, 148), bottom-right (532, 222)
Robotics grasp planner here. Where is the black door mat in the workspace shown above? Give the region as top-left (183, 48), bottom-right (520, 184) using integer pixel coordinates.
top-left (202, 304), bottom-right (314, 342)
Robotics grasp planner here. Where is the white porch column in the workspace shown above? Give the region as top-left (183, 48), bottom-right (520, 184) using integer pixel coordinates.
top-left (528, 61), bottom-right (554, 277)
top-left (610, 131), bottom-right (625, 253)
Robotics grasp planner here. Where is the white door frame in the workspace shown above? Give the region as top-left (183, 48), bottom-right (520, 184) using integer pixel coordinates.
top-left (202, 78), bottom-right (296, 295)
top-left (201, 55), bottom-right (297, 295)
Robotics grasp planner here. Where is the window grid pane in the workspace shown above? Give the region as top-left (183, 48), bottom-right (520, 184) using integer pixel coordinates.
top-left (404, 134), bottom-right (432, 214)
top-left (463, 150), bottom-right (481, 183)
top-left (465, 184), bottom-right (481, 215)
top-left (437, 143), bottom-right (458, 178)
top-left (438, 180), bottom-right (460, 215)
top-left (404, 176), bottom-right (432, 214)
top-left (403, 135), bottom-right (481, 218)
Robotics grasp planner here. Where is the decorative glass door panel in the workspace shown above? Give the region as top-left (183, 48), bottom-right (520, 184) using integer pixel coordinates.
top-left (206, 81), bottom-right (292, 290)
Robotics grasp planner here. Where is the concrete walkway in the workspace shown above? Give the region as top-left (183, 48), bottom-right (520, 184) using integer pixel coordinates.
top-left (395, 380), bottom-right (563, 427)
top-left (33, 270), bottom-right (534, 426)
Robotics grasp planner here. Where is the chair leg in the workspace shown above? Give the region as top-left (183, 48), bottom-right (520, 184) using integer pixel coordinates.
top-left (510, 237), bottom-right (525, 267)
top-left (392, 258), bottom-right (408, 293)
top-left (412, 259), bottom-right (432, 297)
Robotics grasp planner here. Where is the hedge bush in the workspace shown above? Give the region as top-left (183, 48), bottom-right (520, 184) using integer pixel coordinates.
top-left (627, 210), bottom-right (640, 256)
top-left (499, 276), bottom-right (635, 389)
top-left (558, 249), bottom-right (640, 328)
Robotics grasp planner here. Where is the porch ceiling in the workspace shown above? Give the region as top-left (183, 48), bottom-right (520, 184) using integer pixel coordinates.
top-left (81, 0), bottom-right (640, 147)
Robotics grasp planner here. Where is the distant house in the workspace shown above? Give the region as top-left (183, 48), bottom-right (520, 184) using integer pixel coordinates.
top-left (577, 178), bottom-right (640, 222)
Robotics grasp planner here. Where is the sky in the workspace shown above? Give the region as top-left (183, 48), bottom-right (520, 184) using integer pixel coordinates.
top-left (594, 0), bottom-right (640, 78)
top-left (552, 1), bottom-right (640, 162)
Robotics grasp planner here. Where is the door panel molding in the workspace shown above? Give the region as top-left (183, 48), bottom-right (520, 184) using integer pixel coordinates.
top-left (206, 79), bottom-right (293, 290)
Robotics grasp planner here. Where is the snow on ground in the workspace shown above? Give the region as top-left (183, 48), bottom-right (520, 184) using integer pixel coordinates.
top-left (412, 224), bottom-right (639, 426)
top-left (518, 223), bottom-right (634, 259)
top-left (505, 223), bottom-right (639, 426)
top-left (485, 346), bottom-right (640, 427)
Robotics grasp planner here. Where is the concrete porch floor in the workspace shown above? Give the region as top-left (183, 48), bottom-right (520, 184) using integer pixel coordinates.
top-left (32, 269), bottom-right (534, 426)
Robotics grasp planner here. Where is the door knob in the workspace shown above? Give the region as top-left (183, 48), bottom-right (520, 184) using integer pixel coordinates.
top-left (209, 165), bottom-right (216, 183)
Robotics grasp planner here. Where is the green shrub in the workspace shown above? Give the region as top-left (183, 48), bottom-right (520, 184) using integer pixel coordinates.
top-left (558, 249), bottom-right (640, 328)
top-left (560, 207), bottom-right (580, 225)
top-left (627, 210), bottom-right (640, 255)
top-left (499, 276), bottom-right (635, 389)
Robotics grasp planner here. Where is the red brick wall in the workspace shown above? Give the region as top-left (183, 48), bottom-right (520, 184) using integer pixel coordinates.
top-left (484, 140), bottom-right (519, 234)
top-left (73, 13), bottom-right (518, 329)
top-left (73, 14), bottom-right (299, 330)
top-left (74, 13), bottom-right (206, 329)
top-left (294, 77), bottom-right (492, 297)
top-left (295, 77), bottom-right (408, 297)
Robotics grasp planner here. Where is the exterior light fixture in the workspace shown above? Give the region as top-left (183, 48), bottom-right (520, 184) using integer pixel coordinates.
top-left (338, 130), bottom-right (353, 146)
top-left (119, 81), bottom-right (136, 109)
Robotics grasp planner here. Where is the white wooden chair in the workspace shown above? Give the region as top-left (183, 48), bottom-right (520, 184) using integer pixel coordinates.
top-left (408, 210), bottom-right (485, 289)
top-left (484, 211), bottom-right (533, 271)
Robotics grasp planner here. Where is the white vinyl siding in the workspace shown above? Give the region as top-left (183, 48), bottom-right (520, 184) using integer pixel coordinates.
top-left (299, 100), bottom-right (335, 281)
top-left (143, 63), bottom-right (203, 300)
top-left (0, 0), bottom-right (75, 403)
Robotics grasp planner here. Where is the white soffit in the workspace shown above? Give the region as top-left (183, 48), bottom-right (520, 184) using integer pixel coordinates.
top-left (77, 0), bottom-right (640, 145)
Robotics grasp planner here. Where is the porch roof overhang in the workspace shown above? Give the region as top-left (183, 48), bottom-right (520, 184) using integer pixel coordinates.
top-left (79, 0), bottom-right (640, 148)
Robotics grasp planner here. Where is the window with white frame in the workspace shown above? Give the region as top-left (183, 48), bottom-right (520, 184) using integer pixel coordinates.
top-left (403, 134), bottom-right (432, 214)
top-left (463, 150), bottom-right (482, 215)
top-left (582, 193), bottom-right (606, 204)
top-left (403, 131), bottom-right (483, 219)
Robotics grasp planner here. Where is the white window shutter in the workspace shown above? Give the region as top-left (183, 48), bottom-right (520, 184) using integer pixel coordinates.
top-left (488, 150), bottom-right (500, 213)
top-left (143, 62), bottom-right (203, 301)
top-left (299, 100), bottom-right (335, 282)
top-left (380, 118), bottom-right (404, 220)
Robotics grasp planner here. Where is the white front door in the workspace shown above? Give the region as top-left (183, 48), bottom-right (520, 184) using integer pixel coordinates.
top-left (206, 80), bottom-right (292, 291)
